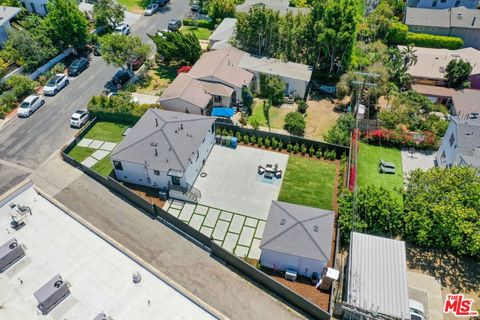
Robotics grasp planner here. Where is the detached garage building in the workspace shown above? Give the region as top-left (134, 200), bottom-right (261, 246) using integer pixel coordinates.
top-left (259, 201), bottom-right (335, 278)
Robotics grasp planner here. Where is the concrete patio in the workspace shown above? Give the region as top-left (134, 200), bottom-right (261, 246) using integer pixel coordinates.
top-left (401, 148), bottom-right (436, 179)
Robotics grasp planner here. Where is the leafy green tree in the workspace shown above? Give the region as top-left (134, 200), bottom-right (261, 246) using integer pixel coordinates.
top-left (149, 31), bottom-right (201, 65)
top-left (208, 0), bottom-right (236, 23)
top-left (260, 75), bottom-right (284, 105)
top-left (0, 0), bottom-right (21, 6)
top-left (338, 186), bottom-right (404, 243)
top-left (99, 34), bottom-right (150, 72)
top-left (404, 167), bottom-right (480, 257)
top-left (324, 113), bottom-right (355, 146)
top-left (241, 85), bottom-right (253, 114)
top-left (45, 0), bottom-right (89, 49)
top-left (93, 0), bottom-right (125, 30)
top-left (445, 59), bottom-right (472, 88)
top-left (297, 100), bottom-right (308, 114)
top-left (283, 111), bottom-right (306, 136)
top-left (386, 45), bottom-right (417, 90)
top-left (366, 1), bottom-right (394, 40)
top-left (6, 75), bottom-right (37, 98)
top-left (263, 100), bottom-right (271, 132)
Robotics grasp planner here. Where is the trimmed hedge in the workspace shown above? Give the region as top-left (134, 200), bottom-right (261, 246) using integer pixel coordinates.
top-left (387, 22), bottom-right (408, 45)
top-left (182, 18), bottom-right (214, 30)
top-left (88, 95), bottom-right (155, 125)
top-left (404, 32), bottom-right (463, 50)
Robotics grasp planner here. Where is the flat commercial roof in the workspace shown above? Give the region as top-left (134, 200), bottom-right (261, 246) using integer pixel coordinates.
top-left (0, 182), bottom-right (217, 320)
top-left (347, 232), bottom-right (410, 319)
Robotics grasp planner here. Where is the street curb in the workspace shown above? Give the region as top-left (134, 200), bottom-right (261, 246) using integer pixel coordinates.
top-left (0, 107), bottom-right (18, 131)
top-left (7, 180), bottom-right (229, 320)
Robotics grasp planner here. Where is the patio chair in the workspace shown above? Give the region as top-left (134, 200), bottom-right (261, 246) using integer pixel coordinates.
top-left (258, 165), bottom-right (265, 175)
top-left (379, 165), bottom-right (395, 174)
top-left (275, 170), bottom-right (282, 179)
top-left (379, 159), bottom-right (395, 169)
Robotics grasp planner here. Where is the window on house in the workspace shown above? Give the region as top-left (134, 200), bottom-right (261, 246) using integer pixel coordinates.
top-left (454, 0), bottom-right (460, 5)
top-left (154, 170), bottom-right (160, 176)
top-left (42, 4), bottom-right (48, 14)
top-left (21, 2), bottom-right (26, 8)
top-left (196, 150), bottom-right (199, 160)
top-left (441, 150), bottom-right (446, 160)
top-left (211, 123), bottom-right (215, 133)
top-left (214, 95), bottom-right (222, 103)
top-left (449, 133), bottom-right (455, 146)
top-left (440, 0), bottom-right (446, 2)
top-left (432, 0), bottom-right (437, 6)
top-left (30, 2), bottom-right (36, 13)
top-left (113, 160), bottom-right (123, 171)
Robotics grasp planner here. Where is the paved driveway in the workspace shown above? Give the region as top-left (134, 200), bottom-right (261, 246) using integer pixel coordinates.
top-left (193, 145), bottom-right (289, 220)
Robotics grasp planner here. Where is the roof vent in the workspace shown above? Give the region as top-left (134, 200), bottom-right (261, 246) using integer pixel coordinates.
top-left (154, 148), bottom-right (158, 156)
top-left (180, 123), bottom-right (184, 130)
top-left (280, 218), bottom-right (286, 225)
top-left (457, 12), bottom-right (462, 19)
top-left (155, 118), bottom-right (158, 127)
top-left (150, 142), bottom-right (157, 146)
top-left (439, 66), bottom-right (445, 73)
top-left (313, 225), bottom-right (319, 232)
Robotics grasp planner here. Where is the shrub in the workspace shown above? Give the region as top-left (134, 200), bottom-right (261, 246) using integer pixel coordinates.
top-left (88, 93), bottom-right (152, 124)
top-left (182, 18), bottom-right (214, 29)
top-left (405, 33), bottom-right (463, 50)
top-left (286, 143), bottom-right (293, 152)
top-left (315, 150), bottom-right (322, 159)
top-left (297, 100), bottom-right (308, 114)
top-left (386, 22), bottom-right (407, 45)
top-left (239, 112), bottom-right (248, 125)
top-left (250, 135), bottom-right (256, 144)
top-left (300, 144), bottom-right (307, 155)
top-left (6, 75), bottom-right (37, 98)
top-left (278, 141), bottom-right (284, 150)
top-left (236, 131), bottom-right (242, 142)
top-left (271, 137), bottom-right (278, 149)
top-left (222, 128), bottom-right (229, 136)
top-left (216, 127), bottom-right (222, 135)
top-left (284, 111), bottom-right (306, 136)
top-left (259, 74), bottom-right (284, 105)
top-left (229, 129), bottom-right (234, 136)
top-left (264, 137), bottom-right (271, 148)
top-left (250, 118), bottom-right (260, 130)
top-left (309, 146), bottom-right (315, 157)
top-left (293, 143), bottom-right (300, 154)
top-left (257, 136), bottom-right (263, 147)
top-left (243, 134), bottom-right (249, 144)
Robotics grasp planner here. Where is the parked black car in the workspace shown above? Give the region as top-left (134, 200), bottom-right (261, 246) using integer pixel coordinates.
top-left (68, 57), bottom-right (89, 76)
top-left (167, 19), bottom-right (182, 31)
top-left (104, 70), bottom-right (132, 95)
top-left (157, 0), bottom-right (170, 6)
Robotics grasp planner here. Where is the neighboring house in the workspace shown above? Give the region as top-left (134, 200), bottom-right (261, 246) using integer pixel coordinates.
top-left (0, 6), bottom-right (20, 46)
top-left (236, 0), bottom-right (310, 15)
top-left (413, 84), bottom-right (480, 118)
top-left (110, 109), bottom-right (215, 202)
top-left (436, 116), bottom-right (480, 168)
top-left (343, 232), bottom-right (410, 320)
top-left (239, 52), bottom-right (313, 98)
top-left (259, 201), bottom-right (335, 278)
top-left (208, 18), bottom-right (237, 50)
top-left (20, 0), bottom-right (47, 16)
top-left (407, 0), bottom-right (479, 9)
top-left (405, 7), bottom-right (480, 49)
top-left (400, 45), bottom-right (480, 89)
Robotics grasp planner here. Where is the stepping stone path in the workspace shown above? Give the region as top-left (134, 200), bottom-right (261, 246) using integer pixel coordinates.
top-left (79, 138), bottom-right (118, 168)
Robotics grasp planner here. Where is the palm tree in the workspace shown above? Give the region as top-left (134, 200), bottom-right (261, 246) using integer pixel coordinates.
top-left (400, 45), bottom-right (418, 70)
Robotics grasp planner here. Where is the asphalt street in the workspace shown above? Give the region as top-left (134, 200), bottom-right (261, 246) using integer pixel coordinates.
top-left (0, 0), bottom-right (190, 193)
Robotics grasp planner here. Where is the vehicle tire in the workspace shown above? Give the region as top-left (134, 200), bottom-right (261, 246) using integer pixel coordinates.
top-left (53, 89), bottom-right (57, 95)
top-left (41, 100), bottom-right (45, 106)
top-left (28, 111), bottom-right (32, 117)
top-left (65, 80), bottom-right (70, 86)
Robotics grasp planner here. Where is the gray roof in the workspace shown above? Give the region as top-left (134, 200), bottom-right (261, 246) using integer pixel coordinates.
top-left (236, 0), bottom-right (310, 15)
top-left (111, 109), bottom-right (215, 173)
top-left (453, 117), bottom-right (480, 167)
top-left (260, 201), bottom-right (335, 262)
top-left (347, 232), bottom-right (410, 320)
top-left (0, 6), bottom-right (20, 26)
top-left (405, 6), bottom-right (480, 29)
top-left (208, 18), bottom-right (237, 43)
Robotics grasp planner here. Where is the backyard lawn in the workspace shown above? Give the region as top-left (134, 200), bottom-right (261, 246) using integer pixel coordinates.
top-left (68, 146), bottom-right (94, 162)
top-left (84, 121), bottom-right (130, 143)
top-left (117, 0), bottom-right (146, 12)
top-left (248, 101), bottom-right (290, 130)
top-left (180, 26), bottom-right (213, 40)
top-left (278, 156), bottom-right (337, 210)
top-left (357, 142), bottom-right (403, 200)
top-left (136, 64), bottom-right (177, 95)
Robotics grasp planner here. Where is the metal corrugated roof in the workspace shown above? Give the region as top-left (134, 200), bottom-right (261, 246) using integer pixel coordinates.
top-left (347, 232), bottom-right (410, 319)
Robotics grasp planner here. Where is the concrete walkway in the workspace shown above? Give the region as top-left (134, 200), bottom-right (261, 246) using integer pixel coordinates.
top-left (77, 138), bottom-right (117, 168)
top-left (41, 161), bottom-right (304, 320)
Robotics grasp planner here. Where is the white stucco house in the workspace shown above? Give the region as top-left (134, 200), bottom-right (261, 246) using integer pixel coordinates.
top-left (110, 109), bottom-right (216, 202)
top-left (0, 6), bottom-right (20, 46)
top-left (259, 201), bottom-right (335, 278)
top-left (436, 117), bottom-right (480, 168)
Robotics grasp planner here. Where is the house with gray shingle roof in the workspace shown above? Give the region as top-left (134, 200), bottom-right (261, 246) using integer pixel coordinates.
top-left (110, 109), bottom-right (215, 200)
top-left (0, 6), bottom-right (20, 45)
top-left (407, 0), bottom-right (479, 9)
top-left (259, 201), bottom-right (335, 278)
top-left (236, 0), bottom-right (310, 16)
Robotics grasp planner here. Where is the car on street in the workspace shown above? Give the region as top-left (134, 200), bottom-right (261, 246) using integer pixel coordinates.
top-left (17, 95), bottom-right (45, 118)
top-left (144, 3), bottom-right (159, 15)
top-left (104, 70), bottom-right (132, 95)
top-left (43, 74), bottom-right (69, 96)
top-left (157, 0), bottom-right (170, 6)
top-left (191, 3), bottom-right (200, 12)
top-left (70, 109), bottom-right (90, 128)
top-left (167, 19), bottom-right (182, 31)
top-left (68, 57), bottom-right (89, 76)
top-left (114, 23), bottom-right (130, 35)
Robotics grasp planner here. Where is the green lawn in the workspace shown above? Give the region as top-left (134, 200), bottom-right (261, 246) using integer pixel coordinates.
top-left (84, 121), bottom-right (130, 143)
top-left (357, 142), bottom-right (403, 200)
top-left (136, 64), bottom-right (177, 95)
top-left (247, 102), bottom-right (289, 129)
top-left (68, 146), bottom-right (94, 162)
top-left (117, 0), bottom-right (146, 12)
top-left (278, 156), bottom-right (337, 210)
top-left (180, 26), bottom-right (213, 40)
top-left (91, 157), bottom-right (113, 177)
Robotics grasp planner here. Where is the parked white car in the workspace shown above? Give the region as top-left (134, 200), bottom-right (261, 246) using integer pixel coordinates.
top-left (17, 95), bottom-right (45, 117)
top-left (114, 23), bottom-right (131, 35)
top-left (43, 74), bottom-right (69, 96)
top-left (70, 109), bottom-right (90, 128)
top-left (144, 3), bottom-right (159, 15)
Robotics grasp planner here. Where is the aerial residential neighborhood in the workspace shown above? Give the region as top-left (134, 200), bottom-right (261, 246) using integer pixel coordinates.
top-left (0, 0), bottom-right (478, 319)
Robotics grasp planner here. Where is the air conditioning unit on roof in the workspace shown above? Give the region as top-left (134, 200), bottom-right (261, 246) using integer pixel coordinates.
top-left (0, 238), bottom-right (25, 272)
top-left (34, 274), bottom-right (70, 315)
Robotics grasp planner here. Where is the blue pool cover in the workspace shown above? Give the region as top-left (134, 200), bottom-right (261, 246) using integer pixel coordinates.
top-left (212, 107), bottom-right (235, 118)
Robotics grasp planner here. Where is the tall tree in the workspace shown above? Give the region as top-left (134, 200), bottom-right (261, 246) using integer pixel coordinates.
top-left (93, 0), bottom-right (125, 30)
top-left (445, 59), bottom-right (473, 88)
top-left (324, 113), bottom-right (356, 146)
top-left (99, 34), bottom-right (150, 72)
top-left (241, 85), bottom-right (253, 115)
top-left (208, 0), bottom-right (236, 23)
top-left (263, 100), bottom-right (271, 132)
top-left (45, 0), bottom-right (89, 49)
top-left (149, 31), bottom-right (201, 65)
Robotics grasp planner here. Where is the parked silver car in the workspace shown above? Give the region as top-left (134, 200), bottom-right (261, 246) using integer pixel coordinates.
top-left (17, 95), bottom-right (45, 117)
top-left (114, 23), bottom-right (131, 35)
top-left (144, 3), bottom-right (159, 15)
top-left (43, 74), bottom-right (69, 96)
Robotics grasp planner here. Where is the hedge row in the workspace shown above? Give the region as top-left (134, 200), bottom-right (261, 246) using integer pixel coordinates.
top-left (182, 18), bottom-right (214, 30)
top-left (404, 32), bottom-right (463, 50)
top-left (88, 95), bottom-right (155, 125)
top-left (216, 128), bottom-right (340, 161)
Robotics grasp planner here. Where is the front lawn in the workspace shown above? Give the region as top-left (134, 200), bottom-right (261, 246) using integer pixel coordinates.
top-left (357, 142), bottom-right (403, 200)
top-left (68, 146), bottom-right (94, 162)
top-left (278, 156), bottom-right (337, 210)
top-left (136, 64), bottom-right (177, 95)
top-left (180, 26), bottom-right (213, 40)
top-left (248, 101), bottom-right (290, 130)
top-left (91, 157), bottom-right (113, 177)
top-left (84, 121), bottom-right (130, 143)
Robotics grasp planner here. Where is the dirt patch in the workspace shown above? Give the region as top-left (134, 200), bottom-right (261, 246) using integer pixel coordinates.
top-left (406, 245), bottom-right (480, 317)
top-left (304, 96), bottom-right (341, 141)
top-left (122, 182), bottom-right (165, 208)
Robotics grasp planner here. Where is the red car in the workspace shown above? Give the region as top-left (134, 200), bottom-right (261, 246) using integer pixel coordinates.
top-left (131, 56), bottom-right (145, 71)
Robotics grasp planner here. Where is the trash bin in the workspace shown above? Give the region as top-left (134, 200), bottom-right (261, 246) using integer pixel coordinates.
top-left (220, 136), bottom-right (227, 145)
top-left (225, 136), bottom-right (231, 147)
top-left (231, 137), bottom-right (238, 148)
top-left (215, 135), bottom-right (221, 144)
